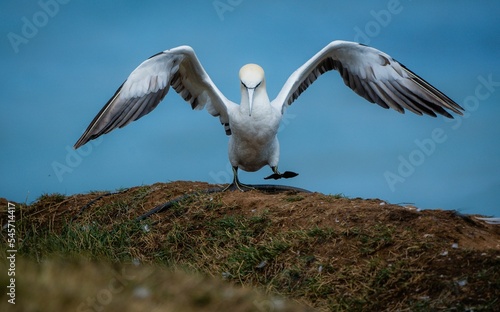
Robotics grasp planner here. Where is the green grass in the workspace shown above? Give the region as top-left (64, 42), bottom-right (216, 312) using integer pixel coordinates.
top-left (5, 183), bottom-right (500, 311)
top-left (19, 219), bottom-right (144, 262)
top-left (36, 192), bottom-right (66, 203)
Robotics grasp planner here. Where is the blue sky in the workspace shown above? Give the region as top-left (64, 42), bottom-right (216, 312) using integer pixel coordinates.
top-left (1, 1), bottom-right (499, 217)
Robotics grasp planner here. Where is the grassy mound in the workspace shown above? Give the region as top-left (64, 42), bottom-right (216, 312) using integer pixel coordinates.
top-left (1, 181), bottom-right (499, 311)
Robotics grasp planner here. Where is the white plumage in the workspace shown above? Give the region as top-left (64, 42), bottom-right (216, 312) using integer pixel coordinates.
top-left (74, 40), bottom-right (463, 190)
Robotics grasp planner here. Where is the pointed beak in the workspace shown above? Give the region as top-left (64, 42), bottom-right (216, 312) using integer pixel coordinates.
top-left (247, 88), bottom-right (255, 116)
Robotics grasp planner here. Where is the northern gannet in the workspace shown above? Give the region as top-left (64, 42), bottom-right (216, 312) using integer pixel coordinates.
top-left (74, 40), bottom-right (463, 191)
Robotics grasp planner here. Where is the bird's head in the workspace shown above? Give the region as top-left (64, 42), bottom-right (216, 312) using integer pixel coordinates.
top-left (239, 64), bottom-right (265, 116)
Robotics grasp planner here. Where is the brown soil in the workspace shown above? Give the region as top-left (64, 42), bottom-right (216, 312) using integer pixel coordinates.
top-left (1, 181), bottom-right (499, 311)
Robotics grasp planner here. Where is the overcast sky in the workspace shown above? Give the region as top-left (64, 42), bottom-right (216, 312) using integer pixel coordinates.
top-left (1, 0), bottom-right (499, 217)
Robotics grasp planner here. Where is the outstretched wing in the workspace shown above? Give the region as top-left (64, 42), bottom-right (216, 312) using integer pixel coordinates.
top-left (272, 40), bottom-right (463, 118)
top-left (74, 46), bottom-right (236, 149)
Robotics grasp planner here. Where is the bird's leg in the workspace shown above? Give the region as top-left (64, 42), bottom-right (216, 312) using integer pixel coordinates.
top-left (264, 166), bottom-right (299, 180)
top-left (222, 166), bottom-right (255, 192)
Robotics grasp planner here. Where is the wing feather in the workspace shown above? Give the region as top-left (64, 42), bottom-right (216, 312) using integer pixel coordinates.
top-left (272, 40), bottom-right (463, 118)
top-left (74, 46), bottom-right (236, 149)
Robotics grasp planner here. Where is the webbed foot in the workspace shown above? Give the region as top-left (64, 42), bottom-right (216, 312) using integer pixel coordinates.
top-left (222, 182), bottom-right (256, 192)
top-left (223, 166), bottom-right (256, 192)
top-left (264, 167), bottom-right (299, 180)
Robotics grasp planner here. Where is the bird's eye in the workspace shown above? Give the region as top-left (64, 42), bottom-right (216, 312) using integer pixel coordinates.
top-left (241, 81), bottom-right (260, 89)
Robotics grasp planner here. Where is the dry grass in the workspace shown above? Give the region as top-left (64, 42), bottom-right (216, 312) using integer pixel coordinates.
top-left (1, 181), bottom-right (499, 311)
top-left (0, 257), bottom-right (309, 312)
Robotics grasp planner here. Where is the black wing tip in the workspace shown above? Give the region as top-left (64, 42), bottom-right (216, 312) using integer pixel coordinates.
top-left (399, 63), bottom-right (465, 116)
top-left (147, 51), bottom-right (166, 59)
top-left (74, 130), bottom-right (105, 149)
top-left (74, 134), bottom-right (93, 149)
top-left (73, 139), bottom-right (86, 150)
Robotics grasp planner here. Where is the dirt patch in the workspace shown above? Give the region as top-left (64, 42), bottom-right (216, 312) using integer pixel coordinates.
top-left (1, 181), bottom-right (499, 311)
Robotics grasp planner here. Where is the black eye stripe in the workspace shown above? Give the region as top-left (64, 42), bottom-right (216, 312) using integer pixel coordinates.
top-left (241, 81), bottom-right (261, 89)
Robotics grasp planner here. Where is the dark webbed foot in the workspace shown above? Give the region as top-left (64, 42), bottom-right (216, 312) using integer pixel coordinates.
top-left (264, 166), bottom-right (299, 180)
top-left (264, 173), bottom-right (281, 180)
top-left (223, 181), bottom-right (255, 192)
top-left (223, 166), bottom-right (256, 192)
top-left (281, 171), bottom-right (298, 178)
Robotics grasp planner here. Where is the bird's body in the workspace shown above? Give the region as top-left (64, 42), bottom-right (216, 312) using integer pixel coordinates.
top-left (229, 66), bottom-right (281, 174)
top-left (229, 105), bottom-right (280, 172)
top-left (74, 41), bottom-right (464, 190)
